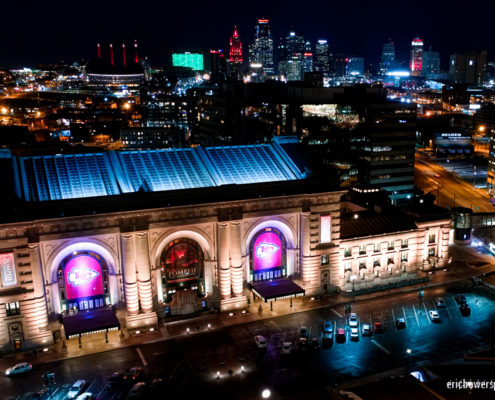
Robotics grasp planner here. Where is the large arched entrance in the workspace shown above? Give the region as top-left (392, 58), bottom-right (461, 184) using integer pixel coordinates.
top-left (249, 227), bottom-right (287, 281)
top-left (57, 250), bottom-right (110, 312)
top-left (160, 238), bottom-right (205, 315)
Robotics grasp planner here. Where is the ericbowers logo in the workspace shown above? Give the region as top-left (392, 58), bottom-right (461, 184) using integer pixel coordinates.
top-left (67, 267), bottom-right (100, 287)
top-left (255, 243), bottom-right (280, 259)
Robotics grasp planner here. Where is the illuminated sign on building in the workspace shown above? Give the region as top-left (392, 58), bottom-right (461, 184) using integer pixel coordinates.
top-left (0, 253), bottom-right (17, 287)
top-left (172, 53), bottom-right (204, 71)
top-left (64, 255), bottom-right (103, 300)
top-left (252, 230), bottom-right (284, 271)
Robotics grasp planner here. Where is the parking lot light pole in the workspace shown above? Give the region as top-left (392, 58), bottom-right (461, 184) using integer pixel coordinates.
top-left (406, 348), bottom-right (411, 370)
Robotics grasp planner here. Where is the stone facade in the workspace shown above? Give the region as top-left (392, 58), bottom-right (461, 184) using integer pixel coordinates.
top-left (0, 190), bottom-right (450, 353)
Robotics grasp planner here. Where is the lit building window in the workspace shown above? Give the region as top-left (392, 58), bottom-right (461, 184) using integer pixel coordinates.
top-left (401, 238), bottom-right (408, 248)
top-left (321, 254), bottom-right (329, 265)
top-left (344, 262), bottom-right (352, 271)
top-left (429, 234), bottom-right (436, 244)
top-left (374, 243), bottom-right (380, 253)
top-left (320, 215), bottom-right (331, 243)
top-left (344, 248), bottom-right (352, 257)
top-left (388, 241), bottom-right (394, 250)
top-left (359, 245), bottom-right (366, 254)
top-left (401, 252), bottom-right (408, 262)
top-left (6, 301), bottom-right (20, 316)
top-left (428, 248), bottom-right (436, 257)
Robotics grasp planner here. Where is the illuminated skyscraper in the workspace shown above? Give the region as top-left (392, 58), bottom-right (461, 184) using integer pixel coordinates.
top-left (380, 39), bottom-right (395, 75)
top-left (422, 50), bottom-right (441, 78)
top-left (280, 31), bottom-right (305, 81)
top-left (228, 26), bottom-right (243, 80)
top-left (303, 41), bottom-right (313, 73)
top-left (314, 39), bottom-right (330, 73)
top-left (250, 18), bottom-right (274, 76)
top-left (410, 37), bottom-right (423, 76)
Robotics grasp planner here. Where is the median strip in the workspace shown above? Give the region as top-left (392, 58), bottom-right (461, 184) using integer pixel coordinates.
top-left (371, 339), bottom-right (391, 355)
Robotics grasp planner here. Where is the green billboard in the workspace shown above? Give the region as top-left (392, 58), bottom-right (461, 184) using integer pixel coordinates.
top-left (172, 53), bottom-right (204, 71)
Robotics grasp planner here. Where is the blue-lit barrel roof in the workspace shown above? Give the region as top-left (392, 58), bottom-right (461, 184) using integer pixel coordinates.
top-left (15, 143), bottom-right (307, 202)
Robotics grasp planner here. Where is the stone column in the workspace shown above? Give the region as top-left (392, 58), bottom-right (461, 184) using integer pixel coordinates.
top-left (217, 223), bottom-right (231, 299)
top-left (230, 221), bottom-right (243, 297)
top-left (136, 232), bottom-right (153, 313)
top-left (300, 212), bottom-right (318, 286)
top-left (28, 244), bottom-right (49, 330)
top-left (121, 234), bottom-right (139, 315)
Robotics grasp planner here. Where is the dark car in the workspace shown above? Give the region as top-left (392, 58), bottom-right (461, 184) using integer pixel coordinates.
top-left (460, 303), bottom-right (471, 316)
top-left (435, 297), bottom-right (446, 308)
top-left (336, 328), bottom-right (346, 343)
top-left (395, 318), bottom-right (406, 329)
top-left (455, 294), bottom-right (467, 305)
top-left (311, 337), bottom-right (321, 351)
top-left (106, 371), bottom-right (125, 389)
top-left (374, 322), bottom-right (384, 333)
top-left (300, 326), bottom-right (310, 339)
top-left (123, 367), bottom-right (143, 382)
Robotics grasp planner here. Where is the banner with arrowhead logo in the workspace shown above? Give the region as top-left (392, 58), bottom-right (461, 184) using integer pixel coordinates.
top-left (64, 255), bottom-right (104, 300)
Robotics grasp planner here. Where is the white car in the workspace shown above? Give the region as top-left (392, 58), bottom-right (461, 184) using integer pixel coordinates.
top-left (282, 342), bottom-right (292, 355)
top-left (348, 313), bottom-right (359, 327)
top-left (254, 335), bottom-right (267, 349)
top-left (67, 380), bottom-right (86, 399)
top-left (429, 310), bottom-right (441, 322)
top-left (361, 324), bottom-right (372, 336)
top-left (76, 393), bottom-right (94, 400)
top-left (5, 362), bottom-right (32, 376)
top-left (350, 327), bottom-right (359, 341)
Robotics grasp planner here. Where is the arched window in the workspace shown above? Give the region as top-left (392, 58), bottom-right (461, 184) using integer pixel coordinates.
top-left (249, 228), bottom-right (287, 281)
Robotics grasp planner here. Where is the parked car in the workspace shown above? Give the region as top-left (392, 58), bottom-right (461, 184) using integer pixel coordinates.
top-left (336, 328), bottom-right (346, 343)
top-left (361, 324), bottom-right (372, 336)
top-left (300, 326), bottom-right (310, 339)
top-left (323, 321), bottom-right (333, 334)
top-left (123, 367), bottom-right (143, 382)
top-left (127, 382), bottom-right (147, 399)
top-left (348, 313), bottom-right (359, 327)
top-left (76, 393), bottom-right (94, 400)
top-left (350, 328), bottom-right (359, 341)
top-left (67, 380), bottom-right (86, 399)
top-left (5, 362), bottom-right (32, 376)
top-left (298, 337), bottom-right (309, 350)
top-left (311, 337), bottom-right (321, 351)
top-left (254, 335), bottom-right (267, 349)
top-left (395, 318), bottom-right (406, 329)
top-left (455, 294), bottom-right (467, 305)
top-left (460, 303), bottom-right (471, 316)
top-left (282, 342), bottom-right (292, 355)
top-left (322, 332), bottom-right (333, 347)
top-left (429, 310), bottom-right (441, 322)
top-left (374, 322), bottom-right (384, 333)
top-left (435, 297), bottom-right (446, 308)
top-left (107, 371), bottom-right (125, 388)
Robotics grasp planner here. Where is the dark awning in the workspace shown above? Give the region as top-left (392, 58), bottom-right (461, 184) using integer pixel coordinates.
top-left (250, 278), bottom-right (305, 302)
top-left (62, 307), bottom-right (120, 339)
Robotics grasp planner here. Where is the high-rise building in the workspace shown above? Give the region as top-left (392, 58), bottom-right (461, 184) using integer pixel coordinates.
top-left (410, 37), bottom-right (423, 76)
top-left (249, 18), bottom-right (274, 77)
top-left (448, 51), bottom-right (487, 85)
top-left (303, 41), bottom-right (313, 74)
top-left (285, 31), bottom-right (305, 81)
top-left (228, 26), bottom-right (243, 81)
top-left (380, 39), bottom-right (396, 75)
top-left (422, 51), bottom-right (441, 78)
top-left (346, 57), bottom-right (364, 76)
top-left (314, 39), bottom-right (330, 73)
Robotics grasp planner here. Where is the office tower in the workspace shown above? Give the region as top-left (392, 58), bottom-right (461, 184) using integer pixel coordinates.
top-left (346, 57), bottom-right (364, 76)
top-left (422, 51), bottom-right (441, 78)
top-left (228, 26), bottom-right (243, 81)
top-left (282, 31), bottom-right (305, 81)
top-left (410, 37), bottom-right (423, 76)
top-left (314, 39), bottom-right (330, 73)
top-left (250, 18), bottom-right (274, 76)
top-left (303, 41), bottom-right (313, 73)
top-left (380, 39), bottom-right (396, 75)
top-left (449, 51), bottom-right (487, 85)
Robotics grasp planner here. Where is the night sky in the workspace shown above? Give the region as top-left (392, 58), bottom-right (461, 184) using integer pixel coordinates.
top-left (2, 0), bottom-right (493, 69)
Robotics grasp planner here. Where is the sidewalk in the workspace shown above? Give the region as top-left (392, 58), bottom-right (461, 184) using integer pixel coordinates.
top-left (1, 260), bottom-right (494, 370)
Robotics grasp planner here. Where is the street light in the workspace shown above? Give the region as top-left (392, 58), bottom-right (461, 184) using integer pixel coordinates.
top-left (261, 389), bottom-right (271, 399)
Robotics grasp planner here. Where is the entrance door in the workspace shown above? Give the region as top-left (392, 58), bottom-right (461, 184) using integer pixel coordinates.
top-left (14, 338), bottom-right (22, 352)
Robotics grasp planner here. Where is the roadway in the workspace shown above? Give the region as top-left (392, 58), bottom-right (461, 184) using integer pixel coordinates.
top-left (3, 282), bottom-right (495, 400)
top-left (415, 152), bottom-right (494, 212)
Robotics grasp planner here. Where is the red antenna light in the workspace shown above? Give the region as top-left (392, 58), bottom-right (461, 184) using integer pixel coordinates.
top-left (134, 40), bottom-right (138, 63)
top-left (122, 44), bottom-right (127, 68)
top-left (97, 43), bottom-right (101, 59)
top-left (110, 43), bottom-right (114, 66)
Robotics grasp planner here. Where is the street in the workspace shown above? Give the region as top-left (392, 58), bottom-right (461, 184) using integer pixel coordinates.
top-left (3, 281), bottom-right (495, 400)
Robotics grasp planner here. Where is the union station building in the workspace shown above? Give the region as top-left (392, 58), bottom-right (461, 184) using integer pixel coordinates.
top-left (0, 140), bottom-right (451, 353)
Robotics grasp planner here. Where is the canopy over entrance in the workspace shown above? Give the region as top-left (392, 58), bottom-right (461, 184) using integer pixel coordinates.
top-left (62, 307), bottom-right (120, 339)
top-left (250, 278), bottom-right (305, 302)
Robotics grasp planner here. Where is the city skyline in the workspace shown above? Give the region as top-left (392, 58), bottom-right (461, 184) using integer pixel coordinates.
top-left (1, 0), bottom-right (493, 68)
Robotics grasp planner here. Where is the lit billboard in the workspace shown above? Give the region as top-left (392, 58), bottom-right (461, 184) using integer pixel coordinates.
top-left (252, 231), bottom-right (283, 271)
top-left (64, 255), bottom-right (103, 300)
top-left (0, 253), bottom-right (17, 287)
top-left (172, 53), bottom-right (204, 71)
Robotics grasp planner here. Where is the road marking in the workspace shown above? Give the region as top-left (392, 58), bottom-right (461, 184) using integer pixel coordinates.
top-left (331, 308), bottom-right (343, 318)
top-left (371, 339), bottom-right (391, 355)
top-left (136, 347), bottom-right (148, 366)
top-left (423, 303), bottom-right (431, 324)
top-left (391, 309), bottom-right (397, 331)
top-left (445, 306), bottom-right (452, 320)
top-left (412, 305), bottom-right (419, 326)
